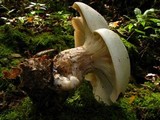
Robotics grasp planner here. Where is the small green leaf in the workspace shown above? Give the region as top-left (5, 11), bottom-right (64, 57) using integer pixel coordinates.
top-left (157, 23), bottom-right (160, 26)
top-left (150, 34), bottom-right (159, 38)
top-left (31, 11), bottom-right (36, 15)
top-left (140, 21), bottom-right (146, 27)
top-left (135, 29), bottom-right (145, 34)
top-left (144, 26), bottom-right (153, 30)
top-left (143, 8), bottom-right (155, 16)
top-left (35, 10), bottom-right (44, 14)
top-left (121, 38), bottom-right (138, 52)
top-left (128, 23), bottom-right (133, 31)
top-left (155, 29), bottom-right (160, 34)
top-left (134, 8), bottom-right (142, 15)
top-left (136, 14), bottom-right (143, 22)
top-left (150, 18), bottom-right (160, 23)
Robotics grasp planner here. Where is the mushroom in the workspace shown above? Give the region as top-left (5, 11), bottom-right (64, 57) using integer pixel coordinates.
top-left (71, 2), bottom-right (109, 47)
top-left (53, 2), bottom-right (130, 105)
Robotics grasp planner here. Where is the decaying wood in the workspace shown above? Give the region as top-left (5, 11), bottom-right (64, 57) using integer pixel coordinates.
top-left (3, 47), bottom-right (93, 109)
top-left (3, 54), bottom-right (68, 109)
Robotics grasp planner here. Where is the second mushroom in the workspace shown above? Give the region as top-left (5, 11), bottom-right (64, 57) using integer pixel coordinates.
top-left (52, 2), bottom-right (130, 105)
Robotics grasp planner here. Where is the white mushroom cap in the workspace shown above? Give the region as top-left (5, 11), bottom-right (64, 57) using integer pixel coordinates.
top-left (84, 29), bottom-right (130, 104)
top-left (72, 2), bottom-right (108, 47)
top-left (72, 2), bottom-right (130, 105)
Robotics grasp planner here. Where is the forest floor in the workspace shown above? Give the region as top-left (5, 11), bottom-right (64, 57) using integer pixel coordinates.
top-left (0, 80), bottom-right (160, 120)
top-left (0, 1), bottom-right (160, 120)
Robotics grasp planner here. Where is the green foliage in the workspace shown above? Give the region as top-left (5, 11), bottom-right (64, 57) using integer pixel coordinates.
top-left (0, 1), bottom-right (74, 111)
top-left (118, 83), bottom-right (160, 120)
top-left (120, 8), bottom-right (160, 44)
top-left (133, 91), bottom-right (160, 119)
top-left (0, 15), bottom-right (73, 57)
top-left (0, 25), bottom-right (28, 79)
top-left (134, 92), bottom-right (160, 108)
top-left (0, 82), bottom-right (136, 120)
top-left (0, 1), bottom-right (73, 34)
top-left (0, 44), bottom-right (13, 57)
top-left (66, 81), bottom-right (96, 107)
top-left (125, 8), bottom-right (160, 38)
top-left (30, 32), bottom-right (73, 52)
top-left (118, 98), bottom-right (136, 120)
top-left (118, 8), bottom-right (160, 79)
top-left (0, 1), bottom-right (160, 120)
top-left (0, 97), bottom-right (33, 120)
top-left (2, 82), bottom-right (160, 120)
top-left (0, 25), bottom-right (31, 53)
top-left (64, 81), bottom-right (136, 120)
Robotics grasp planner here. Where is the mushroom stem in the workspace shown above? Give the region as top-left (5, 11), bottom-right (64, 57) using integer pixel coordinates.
top-left (53, 46), bottom-right (93, 91)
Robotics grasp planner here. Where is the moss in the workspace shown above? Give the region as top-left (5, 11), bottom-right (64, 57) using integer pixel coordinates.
top-left (35, 81), bottom-right (135, 120)
top-left (0, 84), bottom-right (159, 120)
top-left (2, 82), bottom-right (155, 120)
top-left (0, 24), bottom-right (74, 78)
top-left (117, 98), bottom-right (136, 120)
top-left (0, 44), bottom-right (13, 57)
top-left (122, 83), bottom-right (160, 120)
top-left (0, 97), bottom-right (33, 120)
top-left (0, 25), bottom-right (30, 53)
top-left (133, 92), bottom-right (160, 120)
top-left (0, 24), bottom-right (74, 56)
top-left (31, 32), bottom-right (74, 52)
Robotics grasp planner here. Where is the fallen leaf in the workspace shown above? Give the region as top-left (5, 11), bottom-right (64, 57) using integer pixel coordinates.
top-left (27, 16), bottom-right (34, 23)
top-left (109, 21), bottom-right (121, 28)
top-left (3, 68), bottom-right (22, 79)
top-left (129, 95), bottom-right (136, 104)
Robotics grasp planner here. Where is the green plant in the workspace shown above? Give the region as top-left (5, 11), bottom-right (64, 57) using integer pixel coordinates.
top-left (124, 8), bottom-right (160, 38)
top-left (117, 8), bottom-right (160, 80)
top-left (133, 91), bottom-right (160, 120)
top-left (0, 97), bottom-right (33, 120)
top-left (0, 1), bottom-right (73, 34)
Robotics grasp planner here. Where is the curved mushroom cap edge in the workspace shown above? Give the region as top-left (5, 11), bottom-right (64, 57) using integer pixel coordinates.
top-left (71, 2), bottom-right (109, 47)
